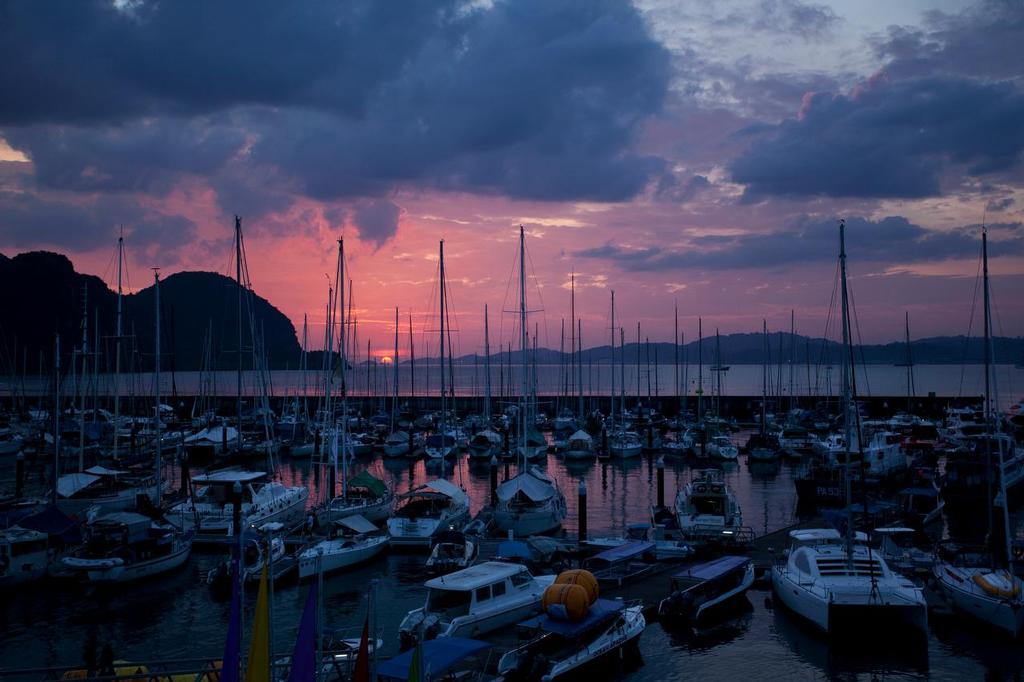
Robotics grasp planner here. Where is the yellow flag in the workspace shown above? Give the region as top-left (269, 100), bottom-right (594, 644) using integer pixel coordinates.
top-left (245, 562), bottom-right (270, 682)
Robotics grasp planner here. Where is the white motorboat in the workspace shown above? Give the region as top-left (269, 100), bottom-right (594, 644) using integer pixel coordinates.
top-left (564, 430), bottom-right (595, 460)
top-left (706, 435), bottom-right (738, 460)
top-left (387, 479), bottom-right (471, 548)
top-left (608, 431), bottom-right (642, 458)
top-left (657, 555), bottom-right (755, 623)
top-left (492, 467), bottom-right (567, 537)
top-left (382, 430), bottom-right (411, 458)
top-left (0, 527), bottom-right (50, 586)
top-left (62, 512), bottom-right (193, 583)
top-left (168, 470), bottom-right (309, 535)
top-left (317, 471), bottom-right (394, 525)
top-left (497, 599), bottom-right (645, 681)
top-left (673, 469), bottom-right (744, 541)
top-left (771, 528), bottom-right (928, 635)
top-left (398, 562), bottom-right (554, 648)
top-left (298, 515), bottom-right (389, 579)
top-left (425, 529), bottom-right (477, 574)
top-left (468, 430), bottom-right (502, 460)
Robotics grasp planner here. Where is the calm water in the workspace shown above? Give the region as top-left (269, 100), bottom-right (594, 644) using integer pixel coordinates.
top-left (3, 445), bottom-right (1024, 680)
top-left (6, 363), bottom-right (1023, 409)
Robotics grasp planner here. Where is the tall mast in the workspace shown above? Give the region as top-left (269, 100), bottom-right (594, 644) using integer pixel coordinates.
top-left (53, 335), bottom-right (61, 505)
top-left (789, 309), bottom-right (795, 411)
top-left (392, 306), bottom-right (399, 433)
top-left (674, 303), bottom-right (679, 400)
top-left (113, 232), bottom-right (124, 461)
top-left (904, 311), bottom-right (914, 412)
top-left (839, 219), bottom-right (854, 558)
top-left (578, 318), bottom-right (584, 418)
top-left (697, 318), bottom-right (703, 425)
top-left (153, 270), bottom-right (162, 502)
top-left (610, 290), bottom-right (616, 423)
top-left (636, 322), bottom-right (641, 406)
top-left (570, 272), bottom-right (575, 411)
top-left (235, 216), bottom-right (243, 453)
top-left (338, 239), bottom-right (347, 500)
top-left (409, 311), bottom-right (415, 411)
top-left (619, 327), bottom-right (625, 422)
top-left (439, 240), bottom-right (447, 477)
top-left (519, 226), bottom-right (528, 467)
top-left (484, 304), bottom-right (491, 422)
top-left (761, 319), bottom-right (768, 436)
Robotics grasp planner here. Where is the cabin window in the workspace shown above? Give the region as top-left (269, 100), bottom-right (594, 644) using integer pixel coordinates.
top-left (510, 571), bottom-right (532, 588)
top-left (492, 581), bottom-right (506, 598)
top-left (475, 587), bottom-right (491, 603)
top-left (427, 589), bottom-right (472, 617)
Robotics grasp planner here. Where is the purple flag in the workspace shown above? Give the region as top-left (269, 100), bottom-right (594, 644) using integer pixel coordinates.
top-left (221, 558), bottom-right (242, 682)
top-left (288, 584), bottom-right (319, 682)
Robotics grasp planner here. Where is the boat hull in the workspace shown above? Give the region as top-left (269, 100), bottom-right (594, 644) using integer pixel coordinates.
top-left (298, 536), bottom-right (389, 579)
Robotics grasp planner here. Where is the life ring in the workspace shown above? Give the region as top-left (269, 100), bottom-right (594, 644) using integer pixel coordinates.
top-left (972, 570), bottom-right (1021, 599)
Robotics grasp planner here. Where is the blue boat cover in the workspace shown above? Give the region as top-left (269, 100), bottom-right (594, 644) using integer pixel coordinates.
top-left (520, 599), bottom-right (624, 637)
top-left (587, 541), bottom-right (655, 566)
top-left (497, 540), bottom-right (534, 560)
top-left (377, 638), bottom-right (489, 680)
top-left (674, 555), bottom-right (748, 581)
top-left (900, 487), bottom-right (938, 497)
top-left (16, 505), bottom-right (81, 542)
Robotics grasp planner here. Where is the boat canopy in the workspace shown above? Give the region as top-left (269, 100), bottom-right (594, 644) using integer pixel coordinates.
top-left (568, 430), bottom-right (593, 443)
top-left (185, 425), bottom-right (239, 445)
top-left (191, 470), bottom-right (267, 485)
top-left (496, 540), bottom-right (534, 560)
top-left (586, 541), bottom-right (655, 567)
top-left (412, 478), bottom-right (469, 506)
top-left (16, 505), bottom-right (80, 541)
top-left (56, 473), bottom-right (101, 498)
top-left (674, 555), bottom-right (748, 582)
top-left (496, 471), bottom-right (556, 503)
top-left (338, 514), bottom-right (377, 534)
top-left (377, 638), bottom-right (489, 680)
top-left (425, 561), bottom-right (527, 591)
top-left (521, 598), bottom-right (624, 636)
top-left (84, 465), bottom-right (129, 477)
top-left (348, 470), bottom-right (387, 497)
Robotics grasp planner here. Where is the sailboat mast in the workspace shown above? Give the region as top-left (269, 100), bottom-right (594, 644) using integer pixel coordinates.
top-left (409, 311), bottom-right (415, 411)
top-left (674, 303), bottom-right (679, 400)
top-left (392, 307), bottom-right (399, 434)
top-left (610, 290), bottom-right (616, 423)
top-left (570, 272), bottom-right (575, 410)
top-left (153, 270), bottom-right (162, 502)
top-left (338, 239), bottom-right (347, 500)
top-left (518, 227), bottom-right (528, 468)
top-left (789, 309), bottom-right (795, 411)
top-left (235, 216), bottom-right (244, 453)
top-left (578, 319), bottom-right (584, 418)
top-left (439, 240), bottom-right (447, 478)
top-left (904, 312), bottom-right (914, 412)
top-left (113, 233), bottom-right (124, 461)
top-left (484, 304), bottom-right (491, 422)
top-left (697, 318), bottom-right (703, 424)
top-left (839, 219), bottom-right (854, 558)
top-left (761, 320), bottom-right (768, 436)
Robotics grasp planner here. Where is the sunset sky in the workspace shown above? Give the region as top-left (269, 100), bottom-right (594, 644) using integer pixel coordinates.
top-left (1, 0), bottom-right (1022, 358)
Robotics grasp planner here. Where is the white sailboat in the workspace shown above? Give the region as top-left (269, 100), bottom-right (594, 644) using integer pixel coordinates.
top-left (933, 225), bottom-right (1024, 637)
top-left (387, 479), bottom-right (470, 548)
top-left (771, 220), bottom-right (928, 637)
top-left (298, 514), bottom-right (389, 579)
top-left (493, 227), bottom-right (567, 536)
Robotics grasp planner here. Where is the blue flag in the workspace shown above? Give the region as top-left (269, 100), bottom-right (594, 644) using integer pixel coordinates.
top-left (222, 558), bottom-right (242, 682)
top-left (288, 584), bottom-right (319, 682)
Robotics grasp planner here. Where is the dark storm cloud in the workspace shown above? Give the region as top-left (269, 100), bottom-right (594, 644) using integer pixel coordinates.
top-left (729, 77), bottom-right (1024, 199)
top-left (574, 216), bottom-right (1023, 271)
top-left (0, 191), bottom-right (196, 253)
top-left (352, 200), bottom-right (402, 249)
top-left (0, 0), bottom-right (671, 230)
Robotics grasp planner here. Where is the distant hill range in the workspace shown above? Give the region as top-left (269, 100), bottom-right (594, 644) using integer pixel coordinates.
top-left (0, 251), bottom-right (301, 373)
top-left (1, 250), bottom-right (1021, 372)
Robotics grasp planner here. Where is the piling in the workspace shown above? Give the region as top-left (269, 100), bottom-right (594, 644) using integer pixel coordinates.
top-left (408, 429), bottom-right (414, 456)
top-left (179, 449), bottom-right (190, 496)
top-left (490, 456), bottom-right (499, 507)
top-left (130, 427), bottom-right (137, 457)
top-left (15, 452), bottom-right (24, 499)
top-left (314, 429), bottom-right (321, 460)
top-left (656, 456), bottom-right (665, 508)
top-left (231, 480), bottom-right (243, 540)
top-left (327, 463), bottom-right (336, 500)
top-left (601, 426), bottom-right (608, 455)
top-left (578, 480), bottom-right (588, 543)
top-left (503, 429), bottom-right (510, 458)
top-left (647, 425), bottom-right (654, 449)
top-left (221, 424), bottom-right (228, 455)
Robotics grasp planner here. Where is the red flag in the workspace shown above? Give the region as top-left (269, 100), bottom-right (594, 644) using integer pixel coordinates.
top-left (351, 617), bottom-right (370, 682)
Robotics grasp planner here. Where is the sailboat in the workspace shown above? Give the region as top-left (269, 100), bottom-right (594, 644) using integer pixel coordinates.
top-left (469, 305), bottom-right (502, 460)
top-left (492, 227), bottom-right (567, 536)
top-left (932, 225), bottom-right (1024, 637)
top-left (771, 220), bottom-right (928, 637)
top-left (425, 240), bottom-right (460, 461)
top-left (383, 307), bottom-right (411, 458)
top-left (747, 320), bottom-right (780, 462)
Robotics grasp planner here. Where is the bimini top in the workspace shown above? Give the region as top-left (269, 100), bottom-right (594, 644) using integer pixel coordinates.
top-left (521, 598), bottom-right (624, 637)
top-left (401, 478), bottom-right (468, 505)
top-left (568, 430), bottom-right (593, 443)
top-left (585, 541), bottom-right (655, 568)
top-left (337, 514), bottom-right (377, 534)
top-left (788, 528), bottom-right (841, 543)
top-left (84, 465), bottom-right (129, 477)
top-left (425, 561), bottom-right (528, 591)
top-left (673, 555), bottom-right (749, 582)
top-left (377, 638), bottom-right (489, 681)
top-left (191, 470), bottom-right (267, 484)
top-left (496, 469), bottom-right (557, 503)
top-left (56, 473), bottom-right (101, 498)
top-left (347, 470), bottom-right (387, 497)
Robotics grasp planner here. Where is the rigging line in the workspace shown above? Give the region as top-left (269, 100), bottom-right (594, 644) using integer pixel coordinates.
top-left (846, 277), bottom-right (871, 398)
top-left (958, 240), bottom-right (984, 398)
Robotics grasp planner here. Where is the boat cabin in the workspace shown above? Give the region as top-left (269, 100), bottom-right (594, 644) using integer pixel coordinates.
top-left (423, 562), bottom-right (537, 620)
top-left (189, 470), bottom-right (268, 506)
